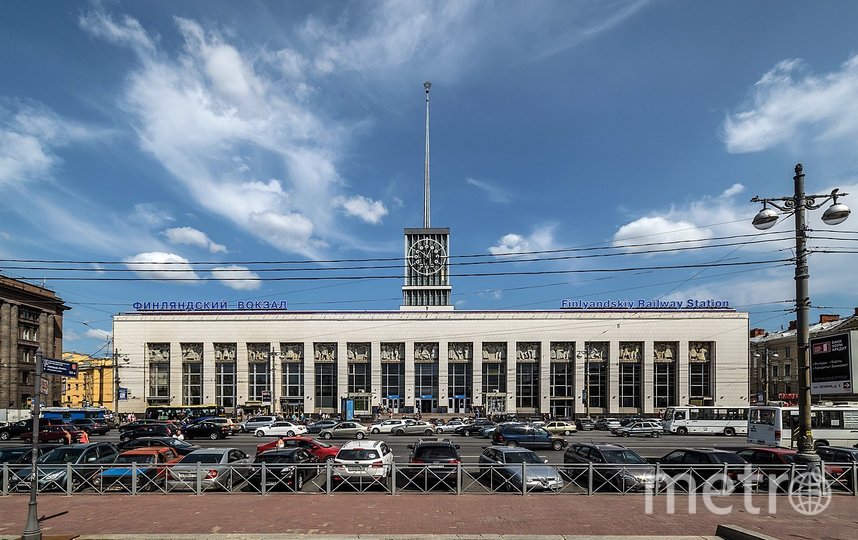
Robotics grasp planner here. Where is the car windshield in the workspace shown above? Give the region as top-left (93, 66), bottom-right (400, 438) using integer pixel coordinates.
top-left (534, 428), bottom-right (550, 437)
top-left (39, 448), bottom-right (84, 463)
top-left (503, 451), bottom-right (543, 464)
top-left (0, 449), bottom-right (27, 462)
top-left (710, 453), bottom-right (746, 464)
top-left (338, 449), bottom-right (379, 461)
top-left (601, 450), bottom-right (648, 464)
top-left (414, 447), bottom-right (457, 460)
top-left (179, 453), bottom-right (222, 464)
top-left (256, 454), bottom-right (295, 463)
top-left (115, 454), bottom-right (157, 464)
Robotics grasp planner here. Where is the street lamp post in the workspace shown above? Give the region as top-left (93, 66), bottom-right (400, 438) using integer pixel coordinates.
top-left (23, 349), bottom-right (43, 540)
top-left (751, 163), bottom-right (850, 464)
top-left (577, 348), bottom-right (593, 420)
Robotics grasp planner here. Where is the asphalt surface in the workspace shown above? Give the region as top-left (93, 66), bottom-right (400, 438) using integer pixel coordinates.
top-left (0, 428), bottom-right (758, 461)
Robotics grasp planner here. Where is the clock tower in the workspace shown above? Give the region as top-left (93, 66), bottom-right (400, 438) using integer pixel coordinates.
top-left (401, 82), bottom-right (453, 310)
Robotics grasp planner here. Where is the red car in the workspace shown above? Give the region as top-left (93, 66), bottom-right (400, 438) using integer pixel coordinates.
top-left (256, 436), bottom-right (340, 463)
top-left (21, 425), bottom-right (85, 444)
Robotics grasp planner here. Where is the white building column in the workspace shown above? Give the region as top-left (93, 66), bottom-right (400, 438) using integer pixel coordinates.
top-left (203, 343), bottom-right (216, 406)
top-left (169, 342), bottom-right (182, 406)
top-left (271, 344), bottom-right (282, 414)
top-left (404, 341), bottom-right (415, 410)
top-left (337, 342), bottom-right (348, 413)
top-left (506, 340), bottom-right (516, 414)
top-left (472, 341), bottom-right (483, 410)
top-left (236, 342), bottom-right (249, 407)
top-left (303, 341), bottom-right (315, 415)
top-left (540, 340), bottom-right (551, 415)
top-left (643, 341), bottom-right (654, 415)
top-left (574, 340), bottom-right (586, 417)
top-left (438, 340), bottom-right (449, 412)
top-left (608, 340), bottom-right (620, 414)
top-left (371, 342), bottom-right (382, 411)
top-left (678, 342), bottom-right (689, 405)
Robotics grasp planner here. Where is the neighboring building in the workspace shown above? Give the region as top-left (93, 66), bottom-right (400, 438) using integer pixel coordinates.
top-left (112, 84), bottom-right (751, 418)
top-left (60, 352), bottom-right (114, 408)
top-left (750, 310), bottom-right (858, 405)
top-left (0, 276), bottom-right (69, 408)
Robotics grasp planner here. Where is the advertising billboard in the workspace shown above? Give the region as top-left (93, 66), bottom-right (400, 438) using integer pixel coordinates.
top-left (811, 331), bottom-right (857, 395)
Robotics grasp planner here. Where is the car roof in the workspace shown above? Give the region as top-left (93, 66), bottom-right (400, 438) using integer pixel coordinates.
top-left (186, 447), bottom-right (231, 455)
top-left (574, 442), bottom-right (629, 450)
top-left (120, 447), bottom-right (171, 456)
top-left (817, 446), bottom-right (858, 452)
top-left (258, 448), bottom-right (306, 457)
top-left (278, 435), bottom-right (313, 441)
top-left (687, 448), bottom-right (736, 454)
top-left (62, 443), bottom-right (114, 449)
top-left (747, 447), bottom-right (796, 454)
top-left (341, 440), bottom-right (383, 449)
top-left (488, 445), bottom-right (538, 454)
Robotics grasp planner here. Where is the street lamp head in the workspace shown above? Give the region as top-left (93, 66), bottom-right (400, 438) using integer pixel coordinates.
top-left (822, 202), bottom-right (850, 226)
top-left (752, 207), bottom-right (779, 230)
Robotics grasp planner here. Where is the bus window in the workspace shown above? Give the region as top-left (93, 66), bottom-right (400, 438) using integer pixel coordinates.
top-left (675, 410), bottom-right (686, 420)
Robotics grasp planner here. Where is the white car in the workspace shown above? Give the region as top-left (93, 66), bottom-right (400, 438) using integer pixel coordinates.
top-left (332, 440), bottom-right (394, 488)
top-left (435, 420), bottom-right (465, 434)
top-left (254, 421), bottom-right (309, 437)
top-left (369, 419), bottom-right (411, 434)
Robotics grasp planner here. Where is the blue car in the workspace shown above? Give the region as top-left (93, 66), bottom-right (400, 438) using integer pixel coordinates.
top-left (491, 424), bottom-right (567, 450)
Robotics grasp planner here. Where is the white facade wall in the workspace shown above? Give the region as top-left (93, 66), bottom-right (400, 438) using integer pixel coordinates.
top-left (112, 310), bottom-right (749, 416)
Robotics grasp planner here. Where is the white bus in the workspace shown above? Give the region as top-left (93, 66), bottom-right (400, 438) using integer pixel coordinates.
top-left (747, 404), bottom-right (858, 448)
top-left (662, 405), bottom-right (749, 436)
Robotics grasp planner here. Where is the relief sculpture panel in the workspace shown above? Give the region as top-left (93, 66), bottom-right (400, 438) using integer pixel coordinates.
top-left (448, 342), bottom-right (472, 362)
top-left (147, 343), bottom-right (170, 363)
top-left (516, 342), bottom-right (540, 362)
top-left (414, 342), bottom-right (439, 363)
top-left (482, 342), bottom-right (507, 362)
top-left (689, 342), bottom-right (712, 363)
top-left (181, 343), bottom-right (203, 363)
top-left (348, 342), bottom-right (371, 363)
top-left (550, 342), bottom-right (575, 362)
top-left (380, 343), bottom-right (404, 363)
top-left (280, 343), bottom-right (303, 363)
top-left (314, 343), bottom-right (337, 363)
top-left (654, 342), bottom-right (677, 362)
top-left (247, 343), bottom-right (270, 363)
top-left (618, 342), bottom-right (642, 362)
top-left (214, 343), bottom-right (236, 363)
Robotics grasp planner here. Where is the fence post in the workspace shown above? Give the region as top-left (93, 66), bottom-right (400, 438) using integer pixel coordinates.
top-left (196, 462), bottom-right (202, 496)
top-left (456, 462), bottom-right (462, 495)
top-left (852, 463), bottom-right (857, 497)
top-left (131, 463), bottom-right (138, 495)
top-left (325, 462), bottom-right (332, 495)
top-left (654, 463), bottom-right (661, 496)
top-left (587, 463), bottom-right (593, 496)
top-left (260, 463), bottom-right (267, 495)
top-left (789, 463), bottom-right (796, 493)
top-left (721, 463), bottom-right (728, 496)
top-left (66, 462), bottom-right (73, 495)
top-left (2, 463), bottom-right (8, 496)
top-left (390, 462), bottom-right (396, 495)
top-left (521, 462), bottom-right (527, 496)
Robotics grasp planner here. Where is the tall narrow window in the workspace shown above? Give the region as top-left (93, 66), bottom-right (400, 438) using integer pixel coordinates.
top-left (147, 343), bottom-right (170, 399)
top-left (315, 363), bottom-right (336, 409)
top-left (215, 362), bottom-right (236, 409)
top-left (182, 363), bottom-right (203, 405)
top-left (515, 362), bottom-right (539, 410)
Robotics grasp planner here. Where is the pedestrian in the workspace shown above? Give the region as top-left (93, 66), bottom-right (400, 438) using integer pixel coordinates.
top-left (173, 429), bottom-right (184, 441)
top-left (78, 429), bottom-right (89, 444)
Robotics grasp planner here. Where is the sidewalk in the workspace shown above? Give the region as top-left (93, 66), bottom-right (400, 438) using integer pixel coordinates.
top-left (0, 494), bottom-right (853, 539)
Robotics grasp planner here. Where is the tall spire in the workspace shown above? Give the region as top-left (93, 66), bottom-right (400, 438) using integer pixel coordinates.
top-left (423, 81), bottom-right (431, 228)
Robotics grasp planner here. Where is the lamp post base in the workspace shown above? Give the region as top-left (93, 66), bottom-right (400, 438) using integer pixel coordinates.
top-left (22, 499), bottom-right (41, 540)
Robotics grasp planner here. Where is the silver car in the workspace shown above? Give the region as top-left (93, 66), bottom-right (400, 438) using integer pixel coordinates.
top-left (165, 448), bottom-right (251, 491)
top-left (320, 421), bottom-right (369, 440)
top-left (478, 446), bottom-right (564, 492)
top-left (390, 421), bottom-right (436, 436)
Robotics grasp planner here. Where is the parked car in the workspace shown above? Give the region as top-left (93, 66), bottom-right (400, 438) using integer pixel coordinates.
top-left (369, 419), bottom-right (411, 434)
top-left (182, 421), bottom-right (231, 440)
top-left (116, 437), bottom-right (201, 456)
top-left (256, 436), bottom-right (340, 463)
top-left (13, 443), bottom-right (119, 492)
top-left (454, 419), bottom-right (495, 436)
top-left (575, 418), bottom-right (596, 431)
top-left (96, 447), bottom-right (182, 491)
top-left (563, 442), bottom-right (661, 492)
top-left (405, 438), bottom-right (461, 487)
top-left (247, 448), bottom-right (319, 491)
top-left (391, 420), bottom-right (436, 436)
top-left (165, 448), bottom-right (251, 491)
top-left (0, 444), bottom-right (59, 465)
top-left (306, 419), bottom-right (339, 434)
top-left (240, 416), bottom-right (278, 433)
top-left (478, 446), bottom-right (564, 492)
top-left (21, 425), bottom-right (87, 445)
top-left (595, 418), bottom-right (621, 431)
top-left (118, 419), bottom-right (172, 433)
top-left (254, 421), bottom-right (308, 438)
top-left (320, 421), bottom-right (369, 440)
top-left (187, 417), bottom-right (239, 434)
top-left (70, 418), bottom-right (111, 435)
top-left (816, 446), bottom-right (858, 490)
top-left (434, 420), bottom-right (466, 434)
top-left (543, 421), bottom-right (577, 436)
top-left (119, 423), bottom-right (174, 442)
top-left (492, 424), bottom-right (568, 450)
top-left (0, 418), bottom-right (67, 441)
top-left (656, 448), bottom-right (761, 492)
top-left (613, 421), bottom-right (663, 438)
top-left (332, 440), bottom-right (394, 488)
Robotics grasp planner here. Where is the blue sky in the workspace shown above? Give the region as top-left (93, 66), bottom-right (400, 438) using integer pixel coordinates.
top-left (2, 1), bottom-right (858, 357)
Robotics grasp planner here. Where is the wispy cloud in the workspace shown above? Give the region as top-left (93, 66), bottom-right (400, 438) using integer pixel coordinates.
top-left (723, 55), bottom-right (858, 153)
top-left (210, 265), bottom-right (261, 290)
top-left (123, 252), bottom-right (199, 283)
top-left (84, 327), bottom-right (112, 341)
top-left (489, 225), bottom-right (557, 256)
top-left (164, 227), bottom-right (227, 253)
top-left (465, 177), bottom-right (511, 204)
top-left (336, 195), bottom-right (388, 224)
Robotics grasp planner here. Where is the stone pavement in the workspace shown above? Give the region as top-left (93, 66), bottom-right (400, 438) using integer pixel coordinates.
top-left (0, 494), bottom-right (854, 539)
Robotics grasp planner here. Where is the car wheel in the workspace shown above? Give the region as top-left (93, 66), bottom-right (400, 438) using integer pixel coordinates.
top-left (424, 429), bottom-right (434, 435)
top-left (209, 432), bottom-right (219, 440)
top-left (286, 431), bottom-right (295, 437)
top-left (325, 456), bottom-right (335, 463)
top-left (255, 430), bottom-right (264, 437)
top-left (356, 432), bottom-right (366, 440)
top-left (372, 428), bottom-right (380, 434)
top-left (394, 429), bottom-right (404, 436)
top-left (552, 440), bottom-right (563, 451)
top-left (724, 427), bottom-right (736, 437)
top-left (506, 441), bottom-right (518, 447)
top-left (323, 432), bottom-right (332, 440)
top-left (651, 431), bottom-right (661, 438)
top-left (622, 432), bottom-right (629, 437)
top-left (563, 430), bottom-right (571, 436)
top-left (0, 431), bottom-right (9, 441)
top-left (677, 427), bottom-right (688, 436)
top-left (463, 431), bottom-right (471, 437)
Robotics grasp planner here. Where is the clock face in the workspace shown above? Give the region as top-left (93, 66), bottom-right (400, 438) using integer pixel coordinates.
top-left (408, 238), bottom-right (446, 276)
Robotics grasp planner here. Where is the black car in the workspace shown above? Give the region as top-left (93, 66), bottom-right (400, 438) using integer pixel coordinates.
top-left (119, 423), bottom-right (174, 442)
top-left (183, 421), bottom-right (230, 440)
top-left (454, 419), bottom-right (495, 436)
top-left (70, 419), bottom-right (111, 435)
top-left (0, 444), bottom-right (60, 464)
top-left (116, 437), bottom-right (201, 456)
top-left (575, 418), bottom-right (595, 431)
top-left (306, 419), bottom-right (338, 434)
top-left (657, 448), bottom-right (761, 492)
top-left (118, 420), bottom-right (172, 433)
top-left (404, 438), bottom-right (461, 489)
top-left (0, 418), bottom-right (65, 441)
top-left (492, 424), bottom-right (567, 450)
top-left (247, 448), bottom-right (319, 491)
top-left (563, 442), bottom-right (660, 492)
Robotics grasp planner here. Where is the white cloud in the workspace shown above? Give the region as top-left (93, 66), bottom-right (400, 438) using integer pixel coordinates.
top-left (78, 7), bottom-right (156, 54)
top-left (164, 226), bottom-right (227, 253)
top-left (489, 225), bottom-right (557, 256)
top-left (613, 216), bottom-right (713, 251)
top-left (723, 55), bottom-right (858, 153)
top-left (465, 177), bottom-right (511, 204)
top-left (720, 183), bottom-right (745, 198)
top-left (123, 252), bottom-right (199, 283)
top-left (210, 265), bottom-right (262, 290)
top-left (84, 328), bottom-right (112, 341)
top-left (337, 195), bottom-right (388, 224)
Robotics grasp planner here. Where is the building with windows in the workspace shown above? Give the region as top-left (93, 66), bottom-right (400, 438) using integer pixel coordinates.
top-left (111, 84), bottom-right (750, 418)
top-left (0, 275), bottom-right (69, 409)
top-left (60, 352), bottom-right (115, 408)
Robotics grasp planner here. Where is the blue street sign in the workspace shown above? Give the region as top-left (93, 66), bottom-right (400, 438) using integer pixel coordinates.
top-left (42, 357), bottom-right (78, 377)
top-left (118, 387), bottom-right (129, 401)
top-left (387, 395), bottom-right (400, 400)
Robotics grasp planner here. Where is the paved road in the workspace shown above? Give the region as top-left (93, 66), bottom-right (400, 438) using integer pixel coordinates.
top-left (0, 429), bottom-right (756, 461)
